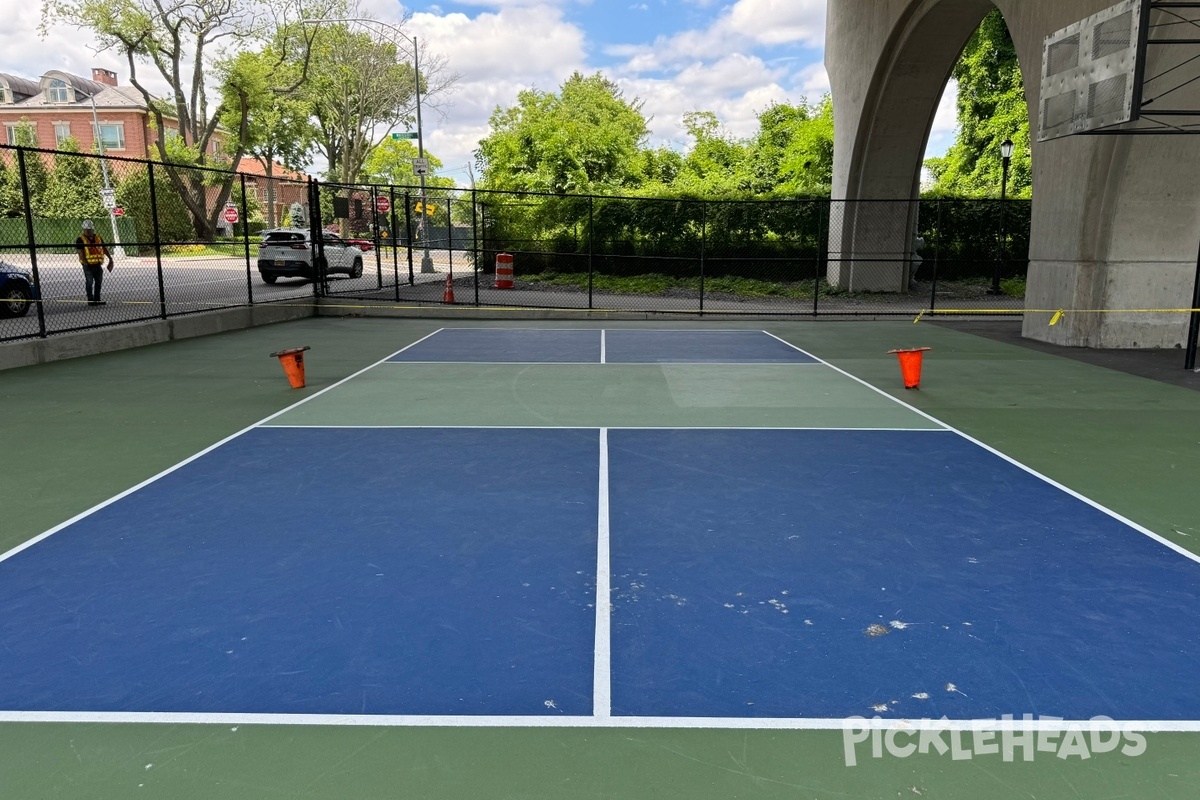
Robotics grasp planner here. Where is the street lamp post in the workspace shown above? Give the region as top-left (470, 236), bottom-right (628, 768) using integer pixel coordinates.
top-left (84, 92), bottom-right (125, 258)
top-left (991, 138), bottom-right (1014, 295)
top-left (301, 17), bottom-right (435, 273)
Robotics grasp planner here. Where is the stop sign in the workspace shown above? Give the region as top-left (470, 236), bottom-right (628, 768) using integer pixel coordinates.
top-left (375, 195), bottom-right (391, 214)
top-left (223, 205), bottom-right (239, 224)
top-left (113, 207), bottom-right (125, 217)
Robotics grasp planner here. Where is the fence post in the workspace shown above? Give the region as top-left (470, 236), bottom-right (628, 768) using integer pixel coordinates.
top-left (404, 192), bottom-right (414, 285)
top-left (930, 200), bottom-right (942, 312)
top-left (698, 201), bottom-right (706, 316)
top-left (239, 173), bottom-right (254, 306)
top-left (472, 188), bottom-right (479, 306)
top-left (390, 186), bottom-right (400, 301)
top-left (1185, 233), bottom-right (1200, 370)
top-left (371, 185), bottom-right (383, 289)
top-left (815, 200), bottom-right (827, 317)
top-left (588, 195), bottom-right (594, 311)
top-left (307, 178), bottom-right (327, 299)
top-left (16, 148), bottom-right (47, 338)
top-left (147, 162), bottom-right (167, 319)
top-left (446, 197), bottom-right (453, 281)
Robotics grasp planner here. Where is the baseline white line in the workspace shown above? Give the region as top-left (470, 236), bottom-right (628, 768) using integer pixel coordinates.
top-left (760, 330), bottom-right (1200, 566)
top-left (258, 425), bottom-right (949, 432)
top-left (594, 429), bottom-right (612, 718)
top-left (0, 711), bottom-right (1195, 732)
top-left (379, 360), bottom-right (823, 365)
top-left (0, 328), bottom-right (445, 568)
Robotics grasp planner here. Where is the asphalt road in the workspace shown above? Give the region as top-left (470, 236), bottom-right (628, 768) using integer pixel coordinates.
top-left (0, 251), bottom-right (457, 340)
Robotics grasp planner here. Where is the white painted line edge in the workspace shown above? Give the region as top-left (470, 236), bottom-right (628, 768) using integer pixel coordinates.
top-left (0, 711), bottom-right (1195, 732)
top-left (593, 429), bottom-right (611, 718)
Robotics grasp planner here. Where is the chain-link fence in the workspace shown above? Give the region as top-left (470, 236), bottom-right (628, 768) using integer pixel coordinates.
top-left (1, 143), bottom-right (1032, 343)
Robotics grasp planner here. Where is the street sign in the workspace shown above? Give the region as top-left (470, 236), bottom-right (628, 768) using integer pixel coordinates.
top-left (391, 132), bottom-right (419, 140)
top-left (412, 157), bottom-right (429, 176)
top-left (223, 205), bottom-right (239, 224)
top-left (100, 188), bottom-right (116, 210)
top-left (375, 195), bottom-right (391, 214)
top-left (113, 207), bottom-right (125, 217)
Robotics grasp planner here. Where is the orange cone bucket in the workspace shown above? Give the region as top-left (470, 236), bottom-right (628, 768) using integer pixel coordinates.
top-left (443, 273), bottom-right (456, 304)
top-left (888, 347), bottom-right (931, 390)
top-left (270, 346), bottom-right (311, 389)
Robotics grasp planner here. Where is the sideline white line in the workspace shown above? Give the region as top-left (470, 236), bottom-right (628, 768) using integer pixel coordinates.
top-left (0, 711), bottom-right (1195, 732)
top-left (594, 429), bottom-right (612, 718)
top-left (0, 328), bottom-right (445, 568)
top-left (759, 330), bottom-right (1200, 567)
top-left (600, 329), bottom-right (607, 364)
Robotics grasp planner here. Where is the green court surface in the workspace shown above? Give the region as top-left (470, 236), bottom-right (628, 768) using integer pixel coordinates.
top-left (3, 317), bottom-right (1200, 799)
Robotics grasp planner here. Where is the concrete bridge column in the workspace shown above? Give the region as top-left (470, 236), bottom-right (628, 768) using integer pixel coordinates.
top-left (826, 0), bottom-right (1200, 348)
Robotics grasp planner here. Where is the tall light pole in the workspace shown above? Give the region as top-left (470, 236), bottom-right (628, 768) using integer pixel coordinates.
top-left (991, 137), bottom-right (1014, 295)
top-left (82, 91), bottom-right (125, 258)
top-left (301, 17), bottom-right (435, 273)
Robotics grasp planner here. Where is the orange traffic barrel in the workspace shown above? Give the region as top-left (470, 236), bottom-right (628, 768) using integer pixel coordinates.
top-left (494, 253), bottom-right (514, 289)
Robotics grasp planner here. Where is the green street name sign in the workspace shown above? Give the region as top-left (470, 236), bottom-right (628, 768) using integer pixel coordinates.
top-left (391, 132), bottom-right (419, 140)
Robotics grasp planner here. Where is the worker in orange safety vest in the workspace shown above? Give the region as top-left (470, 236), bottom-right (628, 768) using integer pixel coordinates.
top-left (74, 219), bottom-right (114, 306)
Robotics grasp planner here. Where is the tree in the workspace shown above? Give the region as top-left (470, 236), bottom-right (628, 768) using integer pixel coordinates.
top-left (476, 71), bottom-right (650, 194)
top-left (304, 20), bottom-right (456, 187)
top-left (219, 44), bottom-right (316, 227)
top-left (1, 123), bottom-right (50, 216)
top-left (745, 97), bottom-right (835, 195)
top-left (924, 9), bottom-right (1031, 197)
top-left (41, 138), bottom-right (107, 219)
top-left (668, 111), bottom-right (749, 195)
top-left (361, 137), bottom-right (453, 189)
top-left (41, 0), bottom-right (330, 238)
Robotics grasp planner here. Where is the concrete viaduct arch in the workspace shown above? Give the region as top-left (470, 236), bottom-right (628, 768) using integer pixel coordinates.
top-left (827, 0), bottom-right (1200, 348)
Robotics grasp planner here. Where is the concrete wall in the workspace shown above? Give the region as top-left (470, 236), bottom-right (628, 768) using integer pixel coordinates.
top-left (827, 0), bottom-right (1200, 348)
top-left (0, 303), bottom-right (313, 371)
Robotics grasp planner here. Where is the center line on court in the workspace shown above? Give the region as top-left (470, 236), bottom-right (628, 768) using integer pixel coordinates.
top-left (594, 428), bottom-right (612, 718)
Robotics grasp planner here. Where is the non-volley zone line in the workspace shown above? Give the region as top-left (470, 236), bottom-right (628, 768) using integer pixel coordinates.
top-left (385, 328), bottom-right (821, 364)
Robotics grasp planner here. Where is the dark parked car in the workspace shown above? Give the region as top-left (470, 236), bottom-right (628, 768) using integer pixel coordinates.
top-left (257, 229), bottom-right (364, 284)
top-left (0, 261), bottom-right (35, 318)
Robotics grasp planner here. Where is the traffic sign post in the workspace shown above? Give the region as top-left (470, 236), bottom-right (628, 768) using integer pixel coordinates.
top-left (224, 205), bottom-right (239, 224)
top-left (412, 157), bottom-right (429, 176)
top-left (375, 195), bottom-right (391, 214)
top-left (100, 188), bottom-right (117, 210)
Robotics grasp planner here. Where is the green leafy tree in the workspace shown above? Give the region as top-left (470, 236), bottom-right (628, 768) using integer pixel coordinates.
top-left (2, 123), bottom-right (50, 215)
top-left (667, 111), bottom-right (750, 195)
top-left (41, 137), bottom-right (107, 219)
top-left (924, 10), bottom-right (1031, 197)
top-left (42, 0), bottom-right (332, 238)
top-left (115, 166), bottom-right (193, 252)
top-left (219, 45), bottom-right (316, 227)
top-left (745, 97), bottom-right (834, 195)
top-left (476, 71), bottom-right (650, 194)
top-left (361, 138), bottom-right (454, 189)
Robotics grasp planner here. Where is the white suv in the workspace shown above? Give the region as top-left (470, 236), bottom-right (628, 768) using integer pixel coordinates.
top-left (257, 229), bottom-right (364, 284)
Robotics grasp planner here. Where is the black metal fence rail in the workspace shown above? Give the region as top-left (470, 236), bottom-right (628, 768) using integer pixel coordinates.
top-left (0, 143), bottom-right (1031, 343)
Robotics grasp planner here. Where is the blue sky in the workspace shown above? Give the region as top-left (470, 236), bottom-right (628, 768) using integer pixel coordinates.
top-left (1, 0), bottom-right (958, 184)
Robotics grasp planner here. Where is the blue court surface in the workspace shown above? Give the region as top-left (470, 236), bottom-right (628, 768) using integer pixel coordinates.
top-left (2, 327), bottom-right (1199, 726)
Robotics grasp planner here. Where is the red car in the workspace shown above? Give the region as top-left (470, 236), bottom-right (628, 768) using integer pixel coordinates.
top-left (345, 238), bottom-right (374, 252)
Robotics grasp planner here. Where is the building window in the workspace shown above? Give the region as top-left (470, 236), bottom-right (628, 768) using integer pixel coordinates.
top-left (54, 123), bottom-right (71, 146)
top-left (4, 122), bottom-right (35, 146)
top-left (94, 123), bottom-right (125, 151)
top-left (0, 86), bottom-right (10, 104)
top-left (46, 79), bottom-right (72, 104)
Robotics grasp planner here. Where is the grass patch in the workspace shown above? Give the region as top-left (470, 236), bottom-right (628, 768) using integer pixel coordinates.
top-left (160, 242), bottom-right (259, 258)
top-left (1000, 277), bottom-right (1026, 298)
top-left (521, 272), bottom-right (820, 299)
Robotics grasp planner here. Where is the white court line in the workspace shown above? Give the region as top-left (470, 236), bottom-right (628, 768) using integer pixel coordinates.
top-left (0, 711), bottom-right (1195, 732)
top-left (760, 330), bottom-right (1200, 567)
top-left (259, 425), bottom-right (950, 432)
top-left (0, 328), bottom-right (446, 568)
top-left (594, 429), bottom-right (612, 718)
top-left (379, 360), bottom-right (823, 366)
top-left (600, 329), bottom-right (606, 364)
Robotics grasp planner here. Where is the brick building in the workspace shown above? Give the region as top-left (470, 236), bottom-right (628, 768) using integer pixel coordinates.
top-left (0, 68), bottom-right (308, 226)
